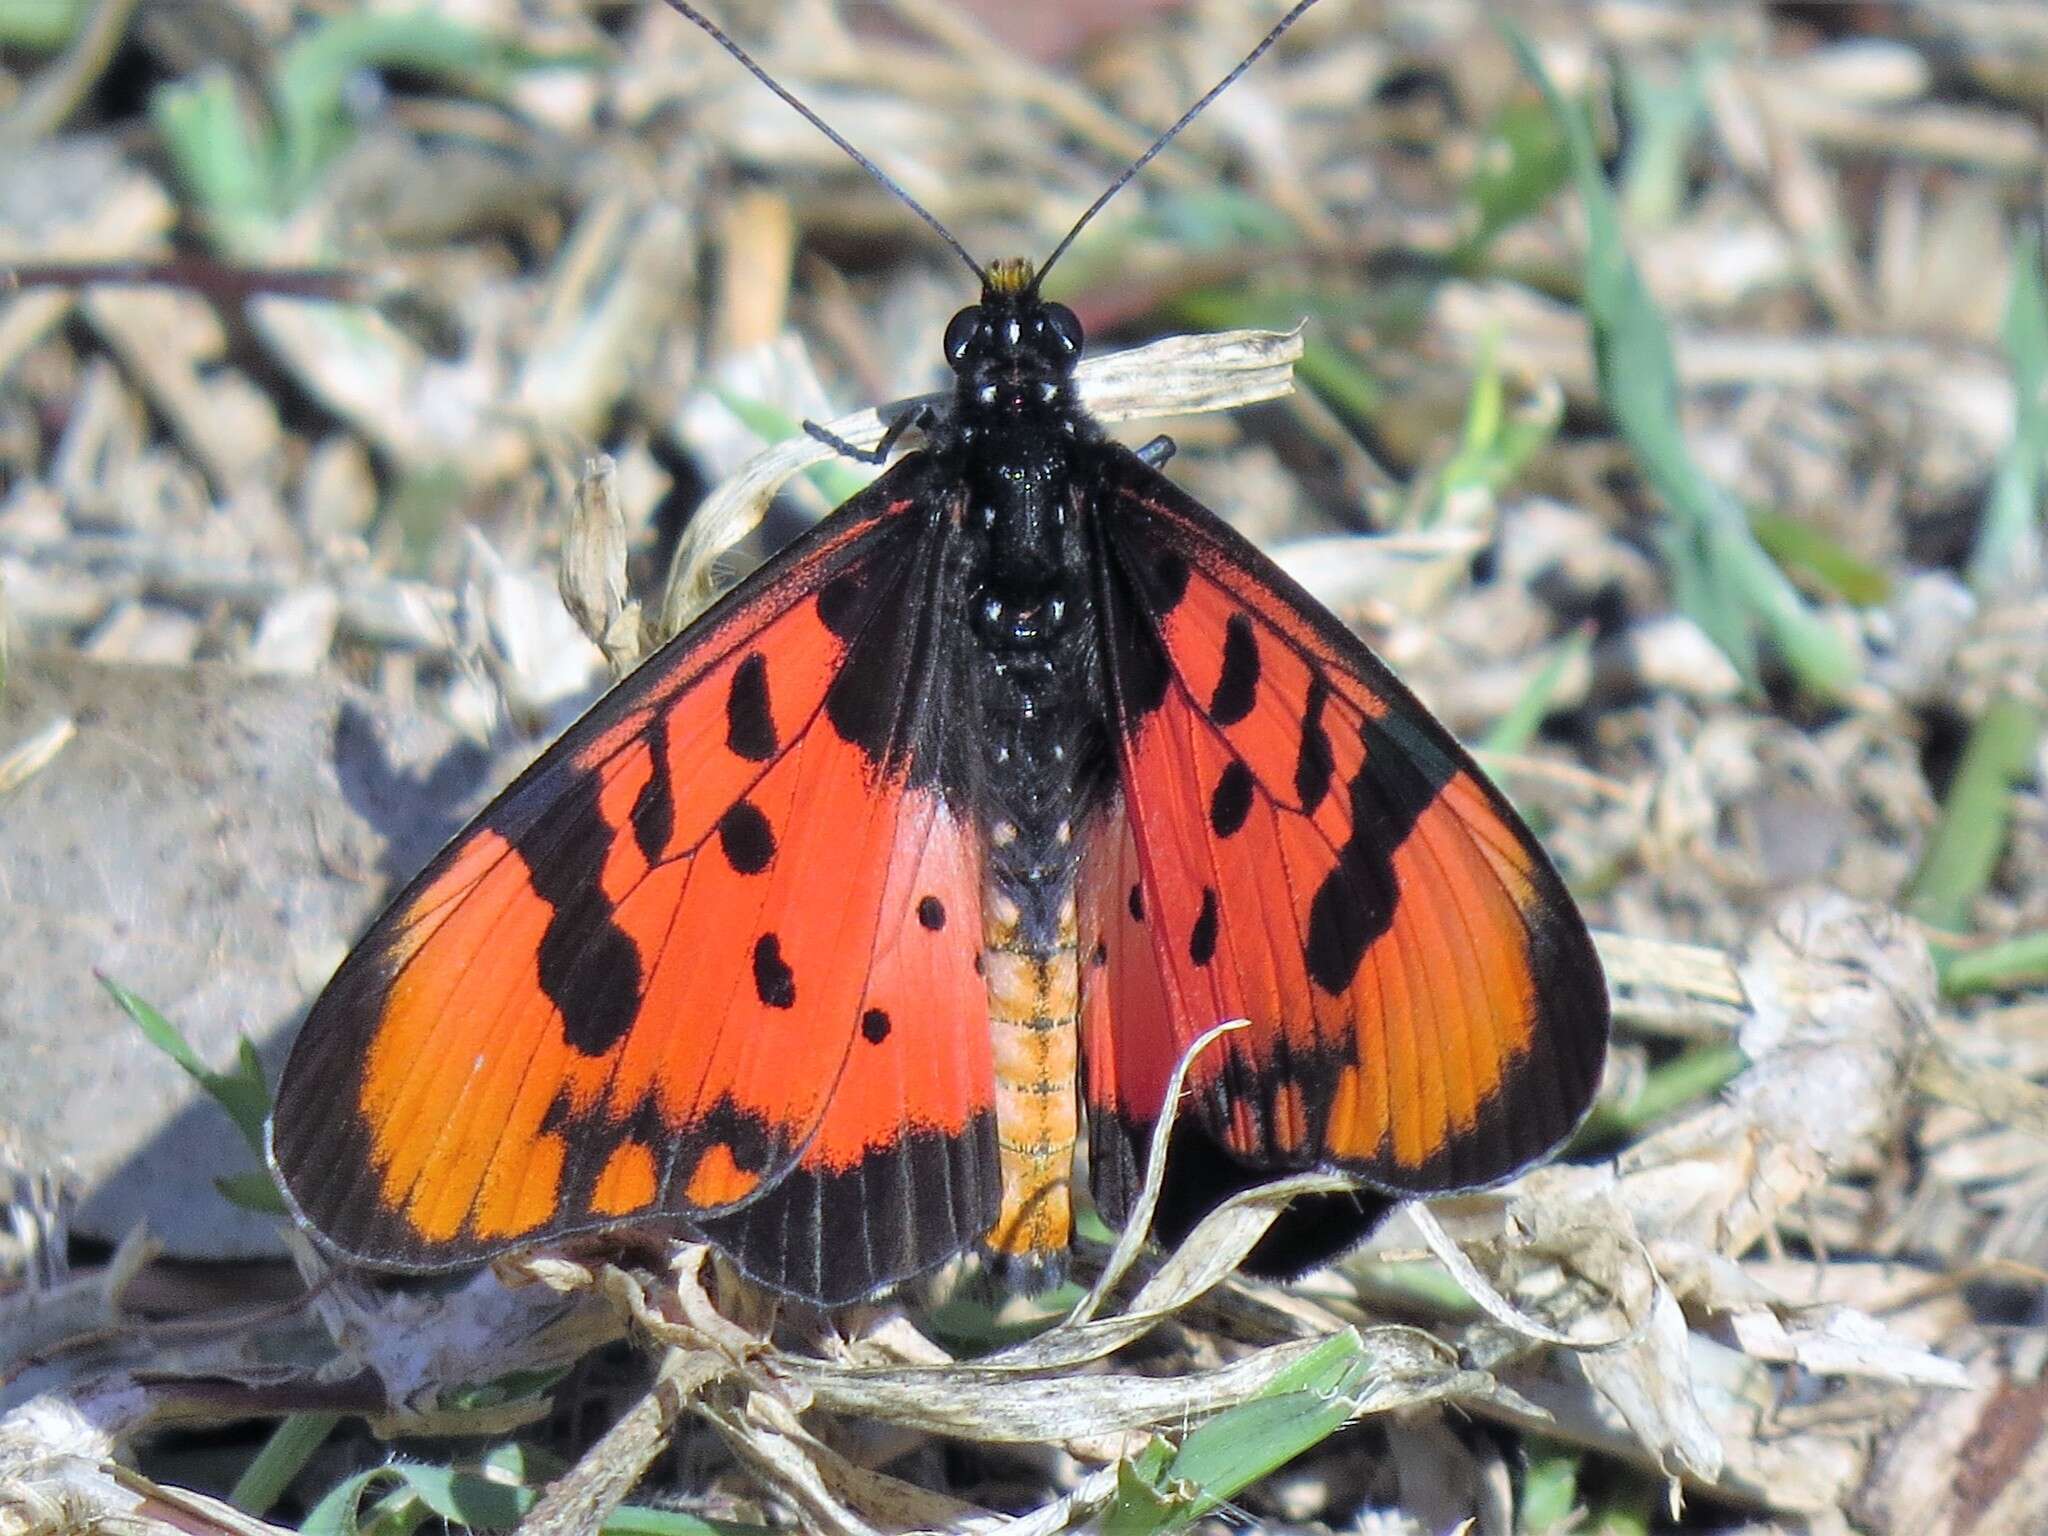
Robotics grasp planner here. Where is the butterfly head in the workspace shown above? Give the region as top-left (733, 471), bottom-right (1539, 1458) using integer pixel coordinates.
top-left (943, 260), bottom-right (1085, 420)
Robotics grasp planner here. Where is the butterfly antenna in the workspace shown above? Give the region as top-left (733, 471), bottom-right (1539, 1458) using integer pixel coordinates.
top-left (661, 1), bottom-right (987, 286)
top-left (1035, 0), bottom-right (1324, 287)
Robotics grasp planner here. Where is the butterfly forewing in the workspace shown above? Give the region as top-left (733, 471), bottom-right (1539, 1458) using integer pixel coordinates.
top-left (1081, 446), bottom-right (1608, 1230)
top-left (269, 464), bottom-right (1000, 1298)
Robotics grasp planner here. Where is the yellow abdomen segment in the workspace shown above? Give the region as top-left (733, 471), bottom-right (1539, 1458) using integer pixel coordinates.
top-left (982, 890), bottom-right (1079, 1262)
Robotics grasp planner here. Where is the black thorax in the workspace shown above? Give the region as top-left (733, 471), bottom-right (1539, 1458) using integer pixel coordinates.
top-left (927, 279), bottom-right (1115, 950)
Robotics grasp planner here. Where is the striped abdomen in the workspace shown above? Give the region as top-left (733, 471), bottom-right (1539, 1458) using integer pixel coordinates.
top-left (981, 883), bottom-right (1080, 1277)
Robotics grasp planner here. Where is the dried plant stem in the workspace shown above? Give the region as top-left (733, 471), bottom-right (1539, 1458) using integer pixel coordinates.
top-left (515, 1348), bottom-right (709, 1536)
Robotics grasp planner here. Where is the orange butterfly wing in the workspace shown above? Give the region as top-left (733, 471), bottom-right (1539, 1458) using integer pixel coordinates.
top-left (269, 459), bottom-right (1000, 1303)
top-left (1080, 447), bottom-right (1608, 1260)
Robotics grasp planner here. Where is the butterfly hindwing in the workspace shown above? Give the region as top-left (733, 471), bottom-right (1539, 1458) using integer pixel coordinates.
top-left (1081, 445), bottom-right (1608, 1250)
top-left (269, 458), bottom-right (1001, 1302)
top-left (695, 786), bottom-right (997, 1302)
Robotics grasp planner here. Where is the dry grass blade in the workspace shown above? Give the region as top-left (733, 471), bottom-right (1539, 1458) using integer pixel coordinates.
top-left (0, 715), bottom-right (75, 795)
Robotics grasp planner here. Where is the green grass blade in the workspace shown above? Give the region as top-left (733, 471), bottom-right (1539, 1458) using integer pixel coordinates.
top-left (380, 463), bottom-right (469, 575)
top-left (274, 12), bottom-right (514, 200)
top-left (1099, 1332), bottom-right (1370, 1534)
top-left (216, 1170), bottom-right (291, 1215)
top-left (1501, 23), bottom-right (1859, 700)
top-left (1517, 1439), bottom-right (1582, 1533)
top-left (0, 0), bottom-right (87, 49)
top-left (600, 1509), bottom-right (769, 1536)
top-left (1410, 327), bottom-right (1562, 526)
top-left (1453, 97), bottom-right (1571, 268)
top-left (1748, 508), bottom-right (1891, 606)
top-left (1574, 1042), bottom-right (1747, 1147)
top-left (302, 1465), bottom-right (530, 1535)
top-left (231, 1413), bottom-right (341, 1516)
top-left (1482, 626), bottom-right (1592, 757)
top-left (1616, 46), bottom-right (1723, 231)
top-left (1941, 930), bottom-right (2048, 998)
top-left (300, 1468), bottom-right (411, 1536)
top-left (149, 69), bottom-right (279, 252)
top-left (98, 974), bottom-right (271, 1157)
top-left (298, 1460), bottom-right (760, 1536)
top-left (1906, 695), bottom-right (2044, 934)
top-left (1969, 230), bottom-right (2048, 597)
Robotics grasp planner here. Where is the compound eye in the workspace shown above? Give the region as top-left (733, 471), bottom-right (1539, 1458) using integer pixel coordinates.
top-left (1042, 302), bottom-right (1083, 356)
top-left (943, 306), bottom-right (981, 363)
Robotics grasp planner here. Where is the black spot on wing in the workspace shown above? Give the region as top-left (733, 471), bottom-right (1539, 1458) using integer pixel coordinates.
top-left (538, 916), bottom-right (639, 1055)
top-left (1098, 524), bottom-right (1180, 723)
top-left (1128, 882), bottom-right (1144, 922)
top-left (1305, 874), bottom-right (1376, 997)
top-left (820, 548), bottom-right (931, 766)
top-left (861, 1007), bottom-right (892, 1044)
top-left (917, 895), bottom-right (946, 931)
top-left (824, 647), bottom-right (896, 757)
top-left (817, 569), bottom-right (870, 640)
top-left (1295, 674), bottom-right (1334, 813)
top-left (698, 1099), bottom-right (781, 1178)
top-left (1303, 709), bottom-right (1458, 995)
top-left (752, 932), bottom-right (797, 1009)
top-left (726, 652), bottom-right (777, 761)
top-left (1149, 550), bottom-right (1191, 612)
top-left (1208, 613), bottom-right (1260, 726)
top-left (1189, 887), bottom-right (1219, 967)
top-left (1209, 759), bottom-right (1255, 837)
top-left (630, 714), bottom-right (674, 864)
top-left (1110, 603), bottom-right (1172, 718)
top-left (716, 800), bottom-right (775, 875)
top-left (495, 765), bottom-right (640, 1057)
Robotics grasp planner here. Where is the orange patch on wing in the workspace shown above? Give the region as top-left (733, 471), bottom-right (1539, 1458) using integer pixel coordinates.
top-left (1225, 1095), bottom-right (1256, 1148)
top-left (624, 728), bottom-right (912, 1159)
top-left (471, 1130), bottom-right (565, 1241)
top-left (592, 1142), bottom-right (659, 1216)
top-left (1333, 770), bottom-right (1542, 1167)
top-left (357, 827), bottom-right (588, 1241)
top-left (370, 931), bottom-right (615, 1242)
top-left (359, 828), bottom-right (522, 1132)
top-left (684, 1144), bottom-right (760, 1207)
top-left (1326, 1064), bottom-right (1365, 1139)
top-left (1271, 1081), bottom-right (1308, 1154)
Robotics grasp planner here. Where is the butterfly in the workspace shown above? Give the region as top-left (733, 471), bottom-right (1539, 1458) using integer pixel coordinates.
top-left (267, 0), bottom-right (1608, 1308)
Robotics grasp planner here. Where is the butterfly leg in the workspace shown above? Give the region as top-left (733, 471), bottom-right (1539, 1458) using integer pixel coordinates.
top-left (1133, 434), bottom-right (1176, 467)
top-left (805, 403), bottom-right (939, 465)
